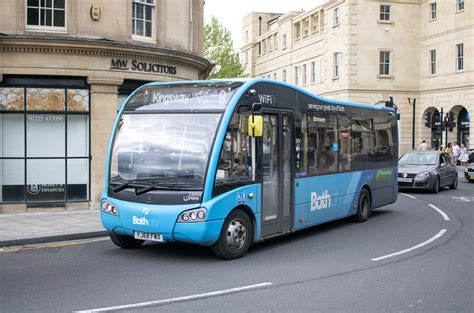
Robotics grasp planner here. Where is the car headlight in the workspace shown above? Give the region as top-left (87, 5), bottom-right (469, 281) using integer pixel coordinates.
top-left (178, 208), bottom-right (207, 223)
top-left (101, 199), bottom-right (120, 216)
top-left (416, 171), bottom-right (430, 178)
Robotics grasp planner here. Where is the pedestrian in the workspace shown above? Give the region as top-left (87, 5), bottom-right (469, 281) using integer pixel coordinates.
top-left (452, 142), bottom-right (460, 165)
top-left (445, 142), bottom-right (452, 157)
top-left (459, 144), bottom-right (469, 169)
top-left (419, 140), bottom-right (428, 151)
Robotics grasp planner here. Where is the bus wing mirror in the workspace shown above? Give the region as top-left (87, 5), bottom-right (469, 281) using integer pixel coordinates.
top-left (248, 115), bottom-right (263, 137)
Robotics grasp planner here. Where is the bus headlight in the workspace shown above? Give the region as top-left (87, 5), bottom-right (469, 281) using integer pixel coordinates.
top-left (178, 208), bottom-right (207, 223)
top-left (101, 200), bottom-right (120, 216)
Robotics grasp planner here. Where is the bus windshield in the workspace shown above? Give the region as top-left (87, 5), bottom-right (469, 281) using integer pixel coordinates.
top-left (109, 113), bottom-right (221, 190)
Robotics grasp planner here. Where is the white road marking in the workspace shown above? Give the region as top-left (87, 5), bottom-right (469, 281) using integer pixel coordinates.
top-left (75, 282), bottom-right (273, 312)
top-left (371, 229), bottom-right (447, 261)
top-left (428, 204), bottom-right (451, 221)
top-left (400, 193), bottom-right (416, 199)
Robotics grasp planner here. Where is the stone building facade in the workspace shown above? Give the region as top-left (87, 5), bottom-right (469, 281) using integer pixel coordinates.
top-left (0, 0), bottom-right (211, 213)
top-left (241, 0), bottom-right (473, 154)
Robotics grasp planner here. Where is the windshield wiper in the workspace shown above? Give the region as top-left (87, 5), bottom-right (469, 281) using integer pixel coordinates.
top-left (135, 175), bottom-right (200, 196)
top-left (111, 175), bottom-right (199, 193)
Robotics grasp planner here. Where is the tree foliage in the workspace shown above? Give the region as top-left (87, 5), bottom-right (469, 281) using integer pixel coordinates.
top-left (204, 16), bottom-right (245, 79)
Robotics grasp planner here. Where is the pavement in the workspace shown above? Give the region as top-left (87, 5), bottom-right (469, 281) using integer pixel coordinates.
top-left (0, 209), bottom-right (107, 248)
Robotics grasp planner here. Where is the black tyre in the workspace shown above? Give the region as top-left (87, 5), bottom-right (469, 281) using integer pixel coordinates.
top-left (109, 232), bottom-right (144, 249)
top-left (212, 209), bottom-right (253, 260)
top-left (353, 188), bottom-right (371, 223)
top-left (431, 176), bottom-right (440, 194)
top-left (449, 175), bottom-right (458, 189)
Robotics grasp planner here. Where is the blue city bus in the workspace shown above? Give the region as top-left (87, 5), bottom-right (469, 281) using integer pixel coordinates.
top-left (100, 79), bottom-right (398, 259)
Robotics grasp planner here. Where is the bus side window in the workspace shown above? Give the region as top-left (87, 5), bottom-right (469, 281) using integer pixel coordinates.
top-left (373, 115), bottom-right (394, 168)
top-left (214, 112), bottom-right (253, 194)
top-left (338, 116), bottom-right (352, 172)
top-left (307, 113), bottom-right (337, 175)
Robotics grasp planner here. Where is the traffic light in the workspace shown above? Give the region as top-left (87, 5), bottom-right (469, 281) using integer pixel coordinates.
top-left (424, 112), bottom-right (432, 128)
top-left (444, 113), bottom-right (449, 131)
top-left (448, 111), bottom-right (455, 132)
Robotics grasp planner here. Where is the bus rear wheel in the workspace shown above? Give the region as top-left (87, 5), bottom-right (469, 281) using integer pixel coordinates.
top-left (353, 188), bottom-right (371, 223)
top-left (109, 232), bottom-right (144, 249)
top-left (212, 209), bottom-right (252, 260)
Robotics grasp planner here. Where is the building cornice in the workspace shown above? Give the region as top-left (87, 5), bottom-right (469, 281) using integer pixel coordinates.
top-left (0, 35), bottom-right (213, 76)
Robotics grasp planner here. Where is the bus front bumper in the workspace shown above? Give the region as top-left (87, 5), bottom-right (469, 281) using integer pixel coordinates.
top-left (101, 210), bottom-right (224, 246)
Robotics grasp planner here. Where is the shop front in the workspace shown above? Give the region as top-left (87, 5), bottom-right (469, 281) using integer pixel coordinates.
top-left (0, 37), bottom-right (211, 213)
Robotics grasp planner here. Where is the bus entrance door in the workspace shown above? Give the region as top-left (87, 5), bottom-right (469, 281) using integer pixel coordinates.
top-left (260, 113), bottom-right (293, 238)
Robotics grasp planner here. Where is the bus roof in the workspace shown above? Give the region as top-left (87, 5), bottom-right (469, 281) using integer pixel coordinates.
top-left (137, 78), bottom-right (396, 113)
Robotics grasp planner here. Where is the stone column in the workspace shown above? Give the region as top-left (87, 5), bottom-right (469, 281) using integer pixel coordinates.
top-left (87, 77), bottom-right (123, 209)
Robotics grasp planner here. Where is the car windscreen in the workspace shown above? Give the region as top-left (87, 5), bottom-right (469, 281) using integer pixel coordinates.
top-left (399, 153), bottom-right (438, 165)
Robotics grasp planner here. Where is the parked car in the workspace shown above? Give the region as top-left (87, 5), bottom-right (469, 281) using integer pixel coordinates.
top-left (398, 151), bottom-right (458, 193)
top-left (464, 163), bottom-right (474, 183)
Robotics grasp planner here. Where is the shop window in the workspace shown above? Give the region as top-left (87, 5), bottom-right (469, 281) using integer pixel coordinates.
top-left (27, 88), bottom-right (65, 111)
top-left (0, 88), bottom-right (25, 111)
top-left (0, 86), bottom-right (90, 204)
top-left (26, 0), bottom-right (66, 30)
top-left (132, 0), bottom-right (155, 40)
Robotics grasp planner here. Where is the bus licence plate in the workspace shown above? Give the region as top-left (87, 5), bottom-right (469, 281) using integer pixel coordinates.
top-left (134, 231), bottom-right (164, 242)
top-left (397, 177), bottom-right (413, 183)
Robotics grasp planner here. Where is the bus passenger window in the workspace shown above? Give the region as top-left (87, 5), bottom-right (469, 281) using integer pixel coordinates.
top-left (307, 114), bottom-right (337, 175)
top-left (338, 116), bottom-right (352, 172)
top-left (214, 113), bottom-right (253, 190)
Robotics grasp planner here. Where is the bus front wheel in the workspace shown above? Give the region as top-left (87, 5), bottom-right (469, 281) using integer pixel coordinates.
top-left (353, 188), bottom-right (371, 223)
top-left (109, 232), bottom-right (144, 249)
top-left (212, 209), bottom-right (253, 260)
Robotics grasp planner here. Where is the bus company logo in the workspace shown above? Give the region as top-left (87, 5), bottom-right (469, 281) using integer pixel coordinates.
top-left (311, 190), bottom-right (332, 211)
top-left (142, 208), bottom-right (150, 215)
top-left (236, 192), bottom-right (247, 203)
top-left (132, 216), bottom-right (149, 226)
top-left (183, 192), bottom-right (202, 202)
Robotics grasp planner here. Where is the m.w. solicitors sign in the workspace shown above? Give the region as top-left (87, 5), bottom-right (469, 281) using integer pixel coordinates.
top-left (110, 59), bottom-right (177, 75)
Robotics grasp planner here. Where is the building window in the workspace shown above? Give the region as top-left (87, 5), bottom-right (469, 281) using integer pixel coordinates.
top-left (244, 51), bottom-right (248, 65)
top-left (380, 5), bottom-right (391, 21)
top-left (334, 8), bottom-right (340, 26)
top-left (311, 14), bottom-right (319, 32)
top-left (456, 43), bottom-right (464, 71)
top-left (273, 73), bottom-right (277, 80)
top-left (245, 30), bottom-right (249, 43)
top-left (132, 0), bottom-right (155, 39)
top-left (303, 64), bottom-right (307, 85)
top-left (456, 0), bottom-right (464, 12)
top-left (311, 62), bottom-right (316, 83)
top-left (262, 39), bottom-right (266, 54)
top-left (294, 66), bottom-right (299, 85)
top-left (26, 0), bottom-right (66, 30)
top-left (0, 85), bottom-right (90, 204)
top-left (282, 34), bottom-right (287, 49)
top-left (295, 23), bottom-right (301, 40)
top-left (283, 69), bottom-right (287, 82)
top-left (273, 34), bottom-right (278, 50)
top-left (333, 53), bottom-right (341, 78)
top-left (379, 51), bottom-right (391, 76)
top-left (430, 2), bottom-right (437, 20)
top-left (430, 50), bottom-right (436, 75)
